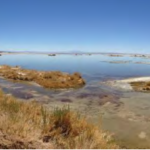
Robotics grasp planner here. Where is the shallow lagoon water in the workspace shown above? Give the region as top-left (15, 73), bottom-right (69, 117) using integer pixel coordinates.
top-left (1, 54), bottom-right (150, 80)
top-left (1, 54), bottom-right (150, 148)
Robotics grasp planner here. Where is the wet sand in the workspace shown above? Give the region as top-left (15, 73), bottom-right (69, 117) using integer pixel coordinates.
top-left (100, 92), bottom-right (150, 148)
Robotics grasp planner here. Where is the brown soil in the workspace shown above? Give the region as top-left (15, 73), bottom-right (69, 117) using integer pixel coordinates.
top-left (130, 81), bottom-right (150, 92)
top-left (0, 65), bottom-right (85, 89)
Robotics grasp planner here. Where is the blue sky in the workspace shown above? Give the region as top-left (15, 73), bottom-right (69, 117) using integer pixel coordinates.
top-left (0, 0), bottom-right (150, 53)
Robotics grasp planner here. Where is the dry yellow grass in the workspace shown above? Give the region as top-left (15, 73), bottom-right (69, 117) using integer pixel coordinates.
top-left (0, 65), bottom-right (85, 89)
top-left (0, 90), bottom-right (119, 149)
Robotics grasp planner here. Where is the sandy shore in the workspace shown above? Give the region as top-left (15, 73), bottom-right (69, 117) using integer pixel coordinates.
top-left (117, 77), bottom-right (150, 83)
top-left (103, 76), bottom-right (150, 92)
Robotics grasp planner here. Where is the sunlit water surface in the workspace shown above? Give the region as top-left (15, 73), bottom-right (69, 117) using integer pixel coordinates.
top-left (0, 54), bottom-right (150, 81)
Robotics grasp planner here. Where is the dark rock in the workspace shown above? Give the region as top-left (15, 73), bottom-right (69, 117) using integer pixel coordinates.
top-left (48, 54), bottom-right (56, 56)
top-left (12, 91), bottom-right (34, 100)
top-left (60, 98), bottom-right (72, 103)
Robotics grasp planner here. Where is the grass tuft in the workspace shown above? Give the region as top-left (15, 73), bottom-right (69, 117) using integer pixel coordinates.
top-left (0, 90), bottom-right (119, 149)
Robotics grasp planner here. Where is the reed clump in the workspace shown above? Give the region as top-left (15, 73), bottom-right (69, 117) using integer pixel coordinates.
top-left (0, 65), bottom-right (85, 89)
top-left (130, 81), bottom-right (150, 92)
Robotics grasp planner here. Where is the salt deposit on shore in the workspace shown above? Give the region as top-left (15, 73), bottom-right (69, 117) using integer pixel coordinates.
top-left (104, 77), bottom-right (150, 92)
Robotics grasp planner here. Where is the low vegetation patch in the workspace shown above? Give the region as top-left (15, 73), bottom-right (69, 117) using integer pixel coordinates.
top-left (0, 90), bottom-right (119, 149)
top-left (0, 65), bottom-right (85, 89)
top-left (108, 54), bottom-right (123, 57)
top-left (130, 81), bottom-right (150, 92)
